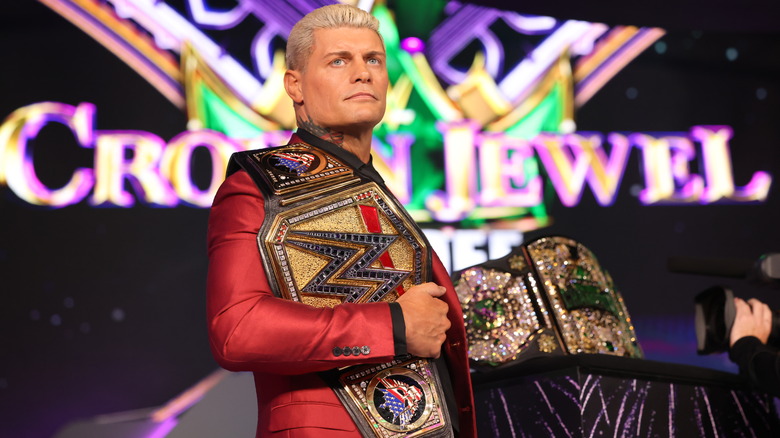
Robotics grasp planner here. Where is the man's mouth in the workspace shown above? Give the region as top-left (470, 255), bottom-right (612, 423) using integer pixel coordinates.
top-left (347, 92), bottom-right (376, 100)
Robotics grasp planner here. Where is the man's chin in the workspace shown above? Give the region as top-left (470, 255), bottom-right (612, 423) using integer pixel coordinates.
top-left (335, 117), bottom-right (384, 132)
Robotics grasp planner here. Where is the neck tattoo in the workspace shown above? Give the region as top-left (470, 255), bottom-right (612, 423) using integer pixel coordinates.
top-left (297, 116), bottom-right (344, 146)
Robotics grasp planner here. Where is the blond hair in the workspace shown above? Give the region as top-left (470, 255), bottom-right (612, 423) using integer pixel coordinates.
top-left (286, 4), bottom-right (382, 71)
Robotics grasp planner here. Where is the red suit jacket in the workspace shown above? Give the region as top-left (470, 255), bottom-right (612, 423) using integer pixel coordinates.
top-left (207, 147), bottom-right (476, 437)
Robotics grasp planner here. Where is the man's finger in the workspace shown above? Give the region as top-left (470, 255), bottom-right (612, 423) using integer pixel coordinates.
top-left (415, 282), bottom-right (446, 297)
top-left (747, 298), bottom-right (766, 319)
top-left (734, 297), bottom-right (750, 315)
top-left (758, 302), bottom-right (772, 321)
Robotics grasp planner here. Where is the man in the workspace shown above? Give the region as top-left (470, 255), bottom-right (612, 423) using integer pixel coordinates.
top-left (206, 4), bottom-right (476, 437)
top-left (729, 297), bottom-right (780, 396)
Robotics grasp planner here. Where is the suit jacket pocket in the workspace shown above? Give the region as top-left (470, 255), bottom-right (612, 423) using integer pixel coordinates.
top-left (268, 401), bottom-right (357, 432)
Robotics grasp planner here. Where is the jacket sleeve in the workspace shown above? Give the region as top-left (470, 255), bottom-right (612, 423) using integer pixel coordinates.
top-left (729, 335), bottom-right (780, 397)
top-left (206, 170), bottom-right (398, 375)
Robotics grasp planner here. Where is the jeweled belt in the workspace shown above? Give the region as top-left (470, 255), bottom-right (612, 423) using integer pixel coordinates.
top-left (454, 235), bottom-right (643, 368)
top-left (229, 143), bottom-right (453, 437)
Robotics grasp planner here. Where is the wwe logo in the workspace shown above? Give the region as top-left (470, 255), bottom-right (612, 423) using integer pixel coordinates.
top-left (271, 152), bottom-right (314, 175)
top-left (378, 377), bottom-right (423, 426)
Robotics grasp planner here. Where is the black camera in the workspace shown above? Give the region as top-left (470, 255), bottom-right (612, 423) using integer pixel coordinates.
top-left (694, 286), bottom-right (780, 354)
top-left (668, 253), bottom-right (780, 355)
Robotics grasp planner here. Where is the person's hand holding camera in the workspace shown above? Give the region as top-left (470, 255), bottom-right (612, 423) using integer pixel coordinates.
top-left (729, 297), bottom-right (773, 347)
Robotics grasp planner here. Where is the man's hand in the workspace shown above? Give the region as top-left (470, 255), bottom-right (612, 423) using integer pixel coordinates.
top-left (396, 282), bottom-right (451, 358)
top-left (730, 297), bottom-right (773, 347)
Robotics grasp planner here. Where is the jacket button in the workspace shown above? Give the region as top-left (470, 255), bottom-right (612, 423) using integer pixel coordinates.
top-left (342, 346), bottom-right (352, 356)
top-left (361, 346), bottom-right (371, 355)
top-left (332, 347), bottom-right (342, 357)
top-left (352, 346), bottom-right (361, 356)
top-left (450, 341), bottom-right (462, 348)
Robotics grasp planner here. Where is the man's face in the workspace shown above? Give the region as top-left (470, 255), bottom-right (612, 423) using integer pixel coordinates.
top-left (290, 27), bottom-right (388, 133)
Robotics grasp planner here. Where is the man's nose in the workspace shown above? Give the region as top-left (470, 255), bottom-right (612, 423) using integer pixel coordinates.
top-left (353, 64), bottom-right (371, 83)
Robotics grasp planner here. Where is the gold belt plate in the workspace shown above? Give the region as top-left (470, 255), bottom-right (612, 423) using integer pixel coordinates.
top-left (261, 182), bottom-right (429, 307)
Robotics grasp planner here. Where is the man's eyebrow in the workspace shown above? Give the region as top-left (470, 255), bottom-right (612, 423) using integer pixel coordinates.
top-left (323, 51), bottom-right (353, 58)
top-left (322, 50), bottom-right (386, 58)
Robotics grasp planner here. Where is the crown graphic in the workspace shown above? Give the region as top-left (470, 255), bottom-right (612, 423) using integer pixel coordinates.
top-left (40, 0), bottom-right (663, 136)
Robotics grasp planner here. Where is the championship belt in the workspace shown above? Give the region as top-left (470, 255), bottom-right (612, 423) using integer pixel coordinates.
top-left (453, 235), bottom-right (642, 368)
top-left (229, 142), bottom-right (453, 438)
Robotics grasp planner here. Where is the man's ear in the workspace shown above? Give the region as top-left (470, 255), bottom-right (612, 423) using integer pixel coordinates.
top-left (284, 70), bottom-right (303, 104)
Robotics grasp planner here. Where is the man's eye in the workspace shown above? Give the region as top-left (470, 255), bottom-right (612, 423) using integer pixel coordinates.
top-left (368, 58), bottom-right (380, 65)
top-left (332, 59), bottom-right (345, 66)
